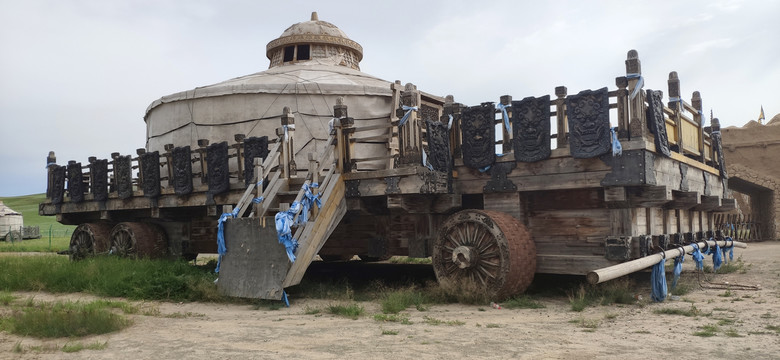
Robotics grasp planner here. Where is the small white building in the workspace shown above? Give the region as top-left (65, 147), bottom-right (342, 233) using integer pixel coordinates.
top-left (0, 201), bottom-right (24, 240)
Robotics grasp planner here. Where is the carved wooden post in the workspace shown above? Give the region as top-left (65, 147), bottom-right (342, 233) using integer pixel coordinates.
top-left (254, 157), bottom-right (263, 217)
top-left (443, 95), bottom-right (463, 158)
top-left (397, 83), bottom-right (421, 167)
top-left (668, 71), bottom-right (683, 153)
top-left (136, 148), bottom-right (146, 190)
top-left (46, 151), bottom-right (56, 199)
top-left (499, 95), bottom-right (512, 153)
top-left (87, 156), bottom-right (96, 195)
top-left (555, 86), bottom-right (568, 149)
top-left (234, 134), bottom-right (245, 183)
top-left (197, 139), bottom-right (209, 183)
top-left (389, 80), bottom-right (402, 160)
top-left (110, 152), bottom-right (120, 192)
top-left (626, 49), bottom-right (647, 141)
top-left (281, 107), bottom-right (296, 178)
top-left (691, 91), bottom-right (705, 162)
top-left (615, 76), bottom-right (630, 138)
top-left (333, 99), bottom-right (354, 172)
top-left (163, 144), bottom-right (174, 186)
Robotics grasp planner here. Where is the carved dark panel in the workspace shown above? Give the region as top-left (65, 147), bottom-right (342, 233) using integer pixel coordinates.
top-left (66, 162), bottom-right (84, 203)
top-left (483, 162), bottom-right (517, 193)
top-left (600, 150), bottom-right (657, 186)
top-left (711, 131), bottom-right (727, 178)
top-left (512, 95), bottom-right (551, 162)
top-left (419, 170), bottom-right (448, 194)
top-left (425, 120), bottom-right (451, 172)
top-left (420, 104), bottom-right (439, 123)
top-left (243, 136), bottom-right (269, 185)
top-left (50, 165), bottom-right (66, 205)
top-left (140, 151), bottom-right (161, 198)
top-left (605, 236), bottom-right (631, 261)
top-left (114, 155), bottom-right (133, 199)
top-left (461, 103), bottom-right (496, 169)
top-left (207, 141), bottom-right (230, 195)
top-left (566, 87), bottom-right (611, 158)
top-left (703, 172), bottom-right (713, 196)
top-left (385, 176), bottom-right (400, 194)
top-left (91, 159), bottom-right (108, 202)
top-left (172, 146), bottom-right (193, 195)
top-left (679, 163), bottom-right (689, 192)
top-left (645, 89), bottom-right (671, 157)
top-left (345, 179), bottom-right (360, 198)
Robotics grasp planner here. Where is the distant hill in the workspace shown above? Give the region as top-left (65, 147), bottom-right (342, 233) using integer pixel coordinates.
top-left (0, 194), bottom-right (74, 233)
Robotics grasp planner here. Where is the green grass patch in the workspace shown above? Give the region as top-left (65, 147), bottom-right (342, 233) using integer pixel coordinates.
top-left (653, 305), bottom-right (709, 317)
top-left (326, 303), bottom-right (364, 319)
top-left (0, 299), bottom-right (132, 338)
top-left (568, 279), bottom-right (636, 312)
top-left (485, 323), bottom-right (501, 328)
top-left (0, 256), bottom-right (222, 302)
top-left (716, 257), bottom-right (748, 274)
top-left (503, 295), bottom-right (545, 309)
top-left (303, 306), bottom-right (321, 315)
top-left (374, 313), bottom-right (412, 324)
top-left (380, 287), bottom-right (429, 314)
top-left (693, 324), bottom-right (718, 337)
top-left (62, 341), bottom-right (108, 353)
top-left (381, 329), bottom-right (399, 335)
top-left (422, 316), bottom-right (464, 326)
top-left (0, 291), bottom-right (16, 305)
top-left (717, 318), bottom-right (736, 326)
top-left (724, 328), bottom-right (743, 337)
top-left (387, 256), bottom-right (432, 265)
top-left (766, 325), bottom-right (780, 334)
top-left (718, 290), bottom-right (734, 297)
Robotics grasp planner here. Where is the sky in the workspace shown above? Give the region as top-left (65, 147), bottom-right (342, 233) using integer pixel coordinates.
top-left (1, 0), bottom-right (778, 197)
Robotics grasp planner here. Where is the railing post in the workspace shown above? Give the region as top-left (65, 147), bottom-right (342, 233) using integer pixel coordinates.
top-left (197, 139), bottom-right (209, 183)
top-left (668, 71), bottom-right (684, 153)
top-left (333, 98), bottom-right (354, 172)
top-left (136, 148), bottom-right (146, 191)
top-left (110, 152), bottom-right (120, 192)
top-left (443, 95), bottom-right (463, 158)
top-left (254, 157), bottom-right (263, 217)
top-left (499, 95), bottom-right (512, 153)
top-left (615, 76), bottom-right (630, 138)
top-left (46, 151), bottom-right (56, 199)
top-left (281, 107), bottom-right (296, 178)
top-left (234, 134), bottom-right (246, 183)
top-left (163, 144), bottom-right (175, 186)
top-left (625, 49), bottom-right (647, 141)
top-left (87, 156), bottom-right (96, 196)
top-left (397, 83), bottom-right (421, 167)
top-left (692, 91), bottom-right (705, 162)
top-left (555, 86), bottom-right (568, 149)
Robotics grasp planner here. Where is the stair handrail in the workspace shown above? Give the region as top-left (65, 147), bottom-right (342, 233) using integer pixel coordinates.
top-left (234, 137), bottom-right (284, 217)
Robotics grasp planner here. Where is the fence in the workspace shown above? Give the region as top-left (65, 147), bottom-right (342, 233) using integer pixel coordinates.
top-left (2, 225), bottom-right (72, 242)
top-left (714, 213), bottom-right (762, 242)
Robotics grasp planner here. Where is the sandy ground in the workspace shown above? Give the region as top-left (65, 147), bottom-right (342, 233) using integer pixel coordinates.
top-left (2, 243), bottom-right (780, 360)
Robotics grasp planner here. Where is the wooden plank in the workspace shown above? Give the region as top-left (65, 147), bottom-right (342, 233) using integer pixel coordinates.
top-left (666, 191), bottom-right (700, 209)
top-left (629, 186), bottom-right (673, 207)
top-left (483, 192), bottom-right (522, 220)
top-left (536, 254), bottom-right (615, 275)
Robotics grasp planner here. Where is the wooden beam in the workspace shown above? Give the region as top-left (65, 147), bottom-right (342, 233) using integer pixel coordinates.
top-left (694, 195), bottom-right (721, 211)
top-left (718, 198), bottom-right (736, 211)
top-left (628, 186), bottom-right (672, 207)
top-left (666, 191), bottom-right (700, 209)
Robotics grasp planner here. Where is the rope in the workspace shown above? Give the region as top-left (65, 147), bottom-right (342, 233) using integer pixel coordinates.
top-left (626, 73), bottom-right (644, 100)
top-left (398, 105), bottom-right (418, 127)
top-left (496, 103), bottom-right (511, 133)
top-left (610, 127), bottom-right (622, 156)
top-left (651, 258), bottom-right (667, 302)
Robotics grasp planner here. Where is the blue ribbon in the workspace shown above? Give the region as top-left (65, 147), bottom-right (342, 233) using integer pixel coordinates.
top-left (690, 243), bottom-right (704, 270)
top-left (698, 110), bottom-right (706, 127)
top-left (398, 105), bottom-right (418, 127)
top-left (611, 127), bottom-right (622, 156)
top-left (496, 103), bottom-right (511, 133)
top-left (252, 196), bottom-right (264, 204)
top-left (447, 114), bottom-right (454, 130)
top-left (421, 149), bottom-right (434, 171)
top-left (281, 290), bottom-right (290, 307)
top-left (275, 201), bottom-right (302, 262)
top-left (669, 97), bottom-right (685, 113)
top-left (672, 249), bottom-right (685, 289)
top-left (215, 206), bottom-right (241, 273)
top-left (626, 73), bottom-right (644, 100)
top-left (256, 179), bottom-right (263, 187)
top-left (722, 237), bottom-right (734, 262)
top-left (298, 183), bottom-right (321, 224)
top-left (711, 243), bottom-right (723, 271)
top-left (651, 258), bottom-right (668, 302)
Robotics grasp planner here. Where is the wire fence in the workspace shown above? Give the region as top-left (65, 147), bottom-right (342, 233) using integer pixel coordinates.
top-left (2, 226), bottom-right (73, 243)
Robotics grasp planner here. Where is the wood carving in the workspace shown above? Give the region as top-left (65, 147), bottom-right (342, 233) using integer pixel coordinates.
top-left (345, 179), bottom-right (360, 198)
top-left (385, 176), bottom-right (400, 195)
top-left (512, 95), bottom-right (551, 162)
top-left (645, 89), bottom-right (671, 157)
top-left (91, 159), bottom-right (108, 202)
top-left (172, 146), bottom-right (193, 195)
top-left (425, 120), bottom-right (451, 172)
top-left (243, 136), bottom-right (269, 185)
top-left (483, 162), bottom-right (517, 193)
top-left (207, 142), bottom-right (230, 196)
top-left (67, 162), bottom-right (84, 203)
top-left (50, 165), bottom-right (66, 205)
top-left (566, 87), bottom-right (611, 158)
top-left (141, 151), bottom-right (161, 198)
top-left (461, 103), bottom-right (495, 169)
top-left (114, 155), bottom-right (133, 199)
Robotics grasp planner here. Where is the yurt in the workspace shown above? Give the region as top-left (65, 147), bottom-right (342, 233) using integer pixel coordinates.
top-left (144, 12), bottom-right (418, 171)
top-left (0, 201), bottom-right (23, 240)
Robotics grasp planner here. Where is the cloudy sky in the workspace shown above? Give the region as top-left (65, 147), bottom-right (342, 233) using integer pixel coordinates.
top-left (1, 0), bottom-right (777, 197)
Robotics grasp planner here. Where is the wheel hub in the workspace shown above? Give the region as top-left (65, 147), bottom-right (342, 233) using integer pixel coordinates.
top-left (451, 245), bottom-right (478, 269)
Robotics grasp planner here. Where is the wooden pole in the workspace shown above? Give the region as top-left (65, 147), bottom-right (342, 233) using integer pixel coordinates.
top-left (586, 239), bottom-right (747, 284)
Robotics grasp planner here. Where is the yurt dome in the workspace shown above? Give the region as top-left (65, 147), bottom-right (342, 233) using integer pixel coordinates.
top-left (144, 12), bottom-right (393, 170)
top-left (0, 201), bottom-right (23, 239)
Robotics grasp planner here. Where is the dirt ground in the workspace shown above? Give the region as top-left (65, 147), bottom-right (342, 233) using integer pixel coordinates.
top-left (2, 242), bottom-right (780, 360)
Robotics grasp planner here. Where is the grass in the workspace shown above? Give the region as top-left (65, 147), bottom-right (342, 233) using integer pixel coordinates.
top-left (653, 305), bottom-right (709, 317)
top-left (387, 256), bottom-right (432, 265)
top-left (374, 313), bottom-right (412, 324)
top-left (0, 291), bottom-right (16, 305)
top-left (381, 329), bottom-right (399, 335)
top-left (0, 194), bottom-right (74, 252)
top-left (693, 324), bottom-right (718, 337)
top-left (326, 303), bottom-right (364, 319)
top-left (568, 279), bottom-right (636, 312)
top-left (0, 256), bottom-right (222, 302)
top-left (766, 325), bottom-right (780, 334)
top-left (62, 341), bottom-right (108, 353)
top-left (724, 328), bottom-right (743, 337)
top-left (380, 287), bottom-right (429, 314)
top-left (422, 316), bottom-right (464, 326)
top-left (716, 257), bottom-right (749, 274)
top-left (0, 299), bottom-right (132, 338)
top-left (503, 295), bottom-right (545, 309)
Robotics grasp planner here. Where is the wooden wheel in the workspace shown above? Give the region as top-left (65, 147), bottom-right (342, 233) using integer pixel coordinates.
top-left (109, 222), bottom-right (168, 258)
top-left (433, 210), bottom-right (536, 300)
top-left (69, 223), bottom-right (112, 261)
